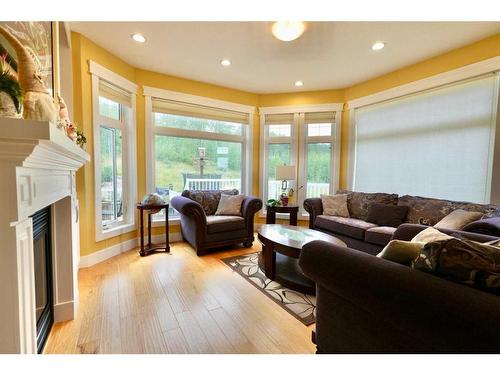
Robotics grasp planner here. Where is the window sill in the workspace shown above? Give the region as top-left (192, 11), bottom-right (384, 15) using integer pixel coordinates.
top-left (96, 222), bottom-right (136, 242)
top-left (151, 217), bottom-right (180, 227)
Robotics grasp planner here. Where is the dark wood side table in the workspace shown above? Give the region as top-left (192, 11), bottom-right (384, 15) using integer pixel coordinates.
top-left (137, 203), bottom-right (170, 256)
top-left (266, 205), bottom-right (299, 226)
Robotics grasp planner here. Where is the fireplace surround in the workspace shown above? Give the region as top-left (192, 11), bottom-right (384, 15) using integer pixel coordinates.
top-left (0, 118), bottom-right (89, 353)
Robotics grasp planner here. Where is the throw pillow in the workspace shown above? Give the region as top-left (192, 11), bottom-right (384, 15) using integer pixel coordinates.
top-left (434, 209), bottom-right (483, 230)
top-left (411, 238), bottom-right (500, 295)
top-left (411, 227), bottom-right (454, 243)
top-left (462, 217), bottom-right (500, 237)
top-left (215, 194), bottom-right (245, 216)
top-left (377, 240), bottom-right (423, 265)
top-left (321, 194), bottom-right (349, 217)
top-left (366, 203), bottom-right (408, 227)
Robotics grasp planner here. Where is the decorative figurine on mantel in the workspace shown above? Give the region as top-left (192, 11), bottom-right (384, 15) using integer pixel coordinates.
top-left (0, 25), bottom-right (57, 123)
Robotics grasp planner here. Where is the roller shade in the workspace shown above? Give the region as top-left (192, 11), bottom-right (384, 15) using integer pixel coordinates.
top-left (264, 113), bottom-right (294, 124)
top-left (152, 98), bottom-right (249, 124)
top-left (304, 111), bottom-right (335, 123)
top-left (353, 74), bottom-right (500, 204)
top-left (99, 80), bottom-right (132, 107)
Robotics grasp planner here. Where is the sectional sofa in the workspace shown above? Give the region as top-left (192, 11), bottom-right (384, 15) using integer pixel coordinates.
top-left (303, 191), bottom-right (500, 255)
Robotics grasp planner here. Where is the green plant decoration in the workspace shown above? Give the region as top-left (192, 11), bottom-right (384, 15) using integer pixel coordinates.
top-left (76, 130), bottom-right (87, 149)
top-left (0, 53), bottom-right (23, 113)
top-left (267, 198), bottom-right (281, 207)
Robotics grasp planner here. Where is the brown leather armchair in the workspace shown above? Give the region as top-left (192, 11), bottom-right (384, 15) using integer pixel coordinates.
top-left (170, 190), bottom-right (262, 256)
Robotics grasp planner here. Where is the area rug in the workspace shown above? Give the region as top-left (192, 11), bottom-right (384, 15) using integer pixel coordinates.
top-left (222, 252), bottom-right (316, 325)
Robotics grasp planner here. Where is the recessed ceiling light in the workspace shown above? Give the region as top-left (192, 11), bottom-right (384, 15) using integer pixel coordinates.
top-left (272, 21), bottom-right (306, 42)
top-left (372, 41), bottom-right (385, 51)
top-left (295, 80), bottom-right (304, 87)
top-left (131, 34), bottom-right (146, 43)
top-left (220, 59), bottom-right (231, 66)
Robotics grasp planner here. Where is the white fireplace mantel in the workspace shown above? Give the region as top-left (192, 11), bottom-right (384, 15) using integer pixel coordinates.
top-left (0, 118), bottom-right (89, 353)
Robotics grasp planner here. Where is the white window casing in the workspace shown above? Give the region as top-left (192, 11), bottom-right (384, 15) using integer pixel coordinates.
top-left (144, 86), bottom-right (255, 225)
top-left (259, 103), bottom-right (343, 218)
top-left (90, 61), bottom-right (138, 241)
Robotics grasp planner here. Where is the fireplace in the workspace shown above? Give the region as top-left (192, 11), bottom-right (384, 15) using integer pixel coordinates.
top-left (0, 118), bottom-right (89, 353)
top-left (32, 207), bottom-right (53, 353)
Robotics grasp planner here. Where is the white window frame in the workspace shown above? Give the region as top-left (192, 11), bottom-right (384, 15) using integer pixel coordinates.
top-left (143, 86), bottom-right (255, 225)
top-left (90, 61), bottom-right (138, 241)
top-left (259, 104), bottom-right (343, 218)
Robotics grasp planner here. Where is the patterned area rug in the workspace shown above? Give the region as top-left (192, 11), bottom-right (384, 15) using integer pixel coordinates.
top-left (222, 252), bottom-right (316, 325)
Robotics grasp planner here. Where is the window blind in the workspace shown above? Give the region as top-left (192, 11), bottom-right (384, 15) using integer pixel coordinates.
top-left (264, 113), bottom-right (294, 124)
top-left (304, 111), bottom-right (335, 123)
top-left (353, 74), bottom-right (499, 203)
top-left (99, 80), bottom-right (132, 107)
top-left (152, 98), bottom-right (249, 124)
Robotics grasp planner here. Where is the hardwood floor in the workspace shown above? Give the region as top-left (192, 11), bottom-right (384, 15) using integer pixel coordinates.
top-left (44, 239), bottom-right (316, 354)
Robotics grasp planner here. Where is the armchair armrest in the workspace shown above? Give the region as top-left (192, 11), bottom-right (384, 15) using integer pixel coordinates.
top-left (303, 197), bottom-right (323, 228)
top-left (170, 196), bottom-right (207, 224)
top-left (241, 196), bottom-right (263, 220)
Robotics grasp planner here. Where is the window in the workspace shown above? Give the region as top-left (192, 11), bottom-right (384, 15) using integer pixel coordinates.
top-left (90, 61), bottom-right (138, 241)
top-left (351, 74), bottom-right (500, 203)
top-left (260, 107), bottom-right (341, 215)
top-left (145, 90), bottom-right (254, 221)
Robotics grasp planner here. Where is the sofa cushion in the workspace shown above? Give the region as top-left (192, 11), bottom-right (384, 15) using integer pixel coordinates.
top-left (206, 215), bottom-right (245, 234)
top-left (411, 227), bottom-right (454, 243)
top-left (412, 238), bottom-right (500, 295)
top-left (315, 215), bottom-right (377, 240)
top-left (321, 194), bottom-right (349, 217)
top-left (377, 239), bottom-right (423, 265)
top-left (366, 203), bottom-right (408, 227)
top-left (337, 190), bottom-right (399, 221)
top-left (364, 226), bottom-right (397, 246)
top-left (434, 209), bottom-right (483, 230)
top-left (182, 189), bottom-right (239, 216)
top-left (399, 195), bottom-right (499, 226)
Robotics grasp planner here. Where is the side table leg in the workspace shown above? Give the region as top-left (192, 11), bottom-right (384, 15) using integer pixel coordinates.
top-left (147, 213), bottom-right (152, 248)
top-left (290, 210), bottom-right (298, 226)
top-left (165, 209), bottom-right (170, 252)
top-left (139, 208), bottom-right (145, 256)
top-left (266, 210), bottom-right (276, 224)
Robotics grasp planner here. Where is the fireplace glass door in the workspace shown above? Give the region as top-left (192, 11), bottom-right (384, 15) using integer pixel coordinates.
top-left (32, 207), bottom-right (53, 353)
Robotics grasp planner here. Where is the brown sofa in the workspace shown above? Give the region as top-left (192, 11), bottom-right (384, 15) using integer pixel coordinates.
top-left (299, 232), bottom-right (500, 353)
top-left (170, 189), bottom-right (262, 256)
top-left (304, 191), bottom-right (500, 255)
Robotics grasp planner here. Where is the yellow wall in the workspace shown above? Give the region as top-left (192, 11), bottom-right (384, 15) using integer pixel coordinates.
top-left (72, 31), bottom-right (500, 257)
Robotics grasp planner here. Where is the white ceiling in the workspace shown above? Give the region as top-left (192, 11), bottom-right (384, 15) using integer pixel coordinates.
top-left (69, 22), bottom-right (500, 93)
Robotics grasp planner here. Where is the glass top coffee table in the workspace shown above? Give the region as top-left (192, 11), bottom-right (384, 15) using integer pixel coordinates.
top-left (257, 224), bottom-right (346, 295)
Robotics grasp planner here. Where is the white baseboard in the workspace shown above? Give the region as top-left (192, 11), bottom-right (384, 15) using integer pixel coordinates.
top-left (79, 232), bottom-right (183, 269)
top-left (53, 300), bottom-right (75, 322)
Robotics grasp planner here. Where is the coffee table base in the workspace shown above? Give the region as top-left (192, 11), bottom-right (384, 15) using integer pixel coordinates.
top-left (258, 252), bottom-right (316, 295)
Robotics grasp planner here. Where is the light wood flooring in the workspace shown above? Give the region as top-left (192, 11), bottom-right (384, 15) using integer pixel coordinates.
top-left (44, 239), bottom-right (316, 354)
